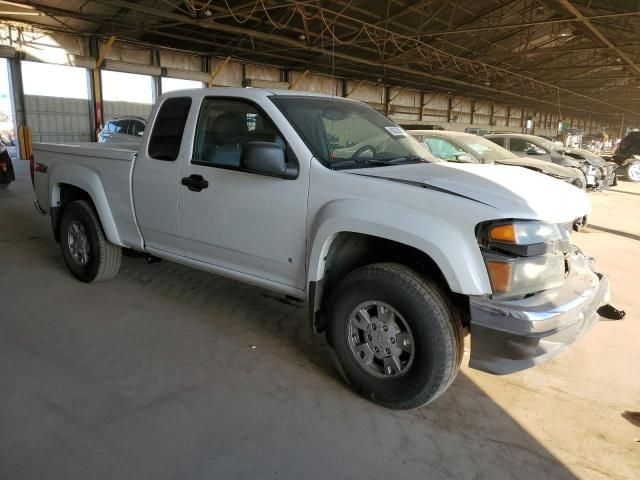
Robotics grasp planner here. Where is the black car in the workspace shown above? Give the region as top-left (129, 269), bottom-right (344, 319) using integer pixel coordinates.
top-left (0, 143), bottom-right (14, 188)
top-left (610, 131), bottom-right (640, 182)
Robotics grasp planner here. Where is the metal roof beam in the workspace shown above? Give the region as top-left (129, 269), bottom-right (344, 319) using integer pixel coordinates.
top-left (557, 0), bottom-right (640, 77)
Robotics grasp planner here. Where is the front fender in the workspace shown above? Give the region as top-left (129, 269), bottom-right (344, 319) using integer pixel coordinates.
top-left (307, 199), bottom-right (491, 295)
top-left (48, 163), bottom-right (122, 246)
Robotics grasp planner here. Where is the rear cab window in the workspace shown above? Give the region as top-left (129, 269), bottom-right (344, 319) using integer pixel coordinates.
top-left (148, 97), bottom-right (192, 161)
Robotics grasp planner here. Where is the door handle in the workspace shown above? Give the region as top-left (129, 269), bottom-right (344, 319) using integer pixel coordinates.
top-left (181, 174), bottom-right (209, 192)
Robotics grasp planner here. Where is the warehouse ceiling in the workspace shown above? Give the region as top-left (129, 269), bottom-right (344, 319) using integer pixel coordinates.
top-left (4, 0), bottom-right (640, 121)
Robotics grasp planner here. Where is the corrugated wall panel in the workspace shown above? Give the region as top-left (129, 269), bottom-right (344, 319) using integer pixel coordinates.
top-left (160, 51), bottom-right (202, 71)
top-left (289, 71), bottom-right (340, 95)
top-left (347, 82), bottom-right (384, 110)
top-left (211, 59), bottom-right (242, 86)
top-left (103, 101), bottom-right (153, 119)
top-left (245, 64), bottom-right (280, 82)
top-left (103, 43), bottom-right (152, 65)
top-left (25, 95), bottom-right (91, 142)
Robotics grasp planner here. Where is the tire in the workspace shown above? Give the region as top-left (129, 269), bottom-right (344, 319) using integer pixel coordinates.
top-left (625, 161), bottom-right (640, 182)
top-left (326, 263), bottom-right (463, 410)
top-left (573, 215), bottom-right (588, 232)
top-left (567, 167), bottom-right (587, 189)
top-left (60, 200), bottom-right (121, 283)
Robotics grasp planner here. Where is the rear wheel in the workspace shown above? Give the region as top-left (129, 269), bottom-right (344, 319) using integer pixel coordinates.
top-left (60, 200), bottom-right (121, 282)
top-left (326, 263), bottom-right (463, 410)
top-left (625, 161), bottom-right (640, 182)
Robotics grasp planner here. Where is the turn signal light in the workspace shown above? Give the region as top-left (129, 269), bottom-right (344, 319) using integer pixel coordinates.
top-left (486, 260), bottom-right (513, 293)
top-left (490, 224), bottom-right (517, 243)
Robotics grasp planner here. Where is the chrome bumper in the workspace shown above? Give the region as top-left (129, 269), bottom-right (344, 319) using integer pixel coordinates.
top-left (469, 253), bottom-right (610, 375)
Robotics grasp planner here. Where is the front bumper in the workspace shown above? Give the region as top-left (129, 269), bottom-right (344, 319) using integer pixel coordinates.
top-left (469, 253), bottom-right (610, 375)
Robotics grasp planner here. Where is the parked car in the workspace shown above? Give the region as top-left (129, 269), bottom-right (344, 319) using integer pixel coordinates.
top-left (409, 130), bottom-right (586, 187)
top-left (484, 133), bottom-right (605, 189)
top-left (32, 88), bottom-right (614, 409)
top-left (0, 142), bottom-right (14, 188)
top-left (536, 134), bottom-right (563, 146)
top-left (609, 131), bottom-right (640, 182)
top-left (98, 116), bottom-right (146, 143)
top-left (409, 130), bottom-right (589, 230)
top-left (564, 148), bottom-right (617, 187)
top-left (464, 127), bottom-right (490, 136)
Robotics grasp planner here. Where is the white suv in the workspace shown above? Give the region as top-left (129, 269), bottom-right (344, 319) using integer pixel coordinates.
top-left (98, 116), bottom-right (146, 143)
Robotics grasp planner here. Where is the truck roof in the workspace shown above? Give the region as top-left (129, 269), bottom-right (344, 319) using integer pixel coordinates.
top-left (160, 87), bottom-right (360, 103)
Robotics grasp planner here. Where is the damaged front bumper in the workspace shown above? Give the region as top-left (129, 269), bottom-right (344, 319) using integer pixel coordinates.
top-left (469, 253), bottom-right (611, 375)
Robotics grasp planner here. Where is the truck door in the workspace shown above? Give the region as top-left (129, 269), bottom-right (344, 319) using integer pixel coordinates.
top-left (132, 96), bottom-right (193, 256)
top-left (177, 97), bottom-right (309, 291)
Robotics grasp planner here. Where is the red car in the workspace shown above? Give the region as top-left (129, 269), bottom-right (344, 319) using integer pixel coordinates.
top-left (0, 143), bottom-right (14, 188)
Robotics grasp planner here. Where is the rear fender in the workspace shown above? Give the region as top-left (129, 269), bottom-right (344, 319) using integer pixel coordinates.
top-left (48, 163), bottom-right (122, 246)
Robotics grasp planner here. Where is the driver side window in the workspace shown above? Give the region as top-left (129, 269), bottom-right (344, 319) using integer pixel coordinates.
top-left (193, 98), bottom-right (284, 168)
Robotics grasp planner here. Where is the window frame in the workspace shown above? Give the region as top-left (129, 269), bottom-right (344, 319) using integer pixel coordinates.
top-left (190, 96), bottom-right (292, 174)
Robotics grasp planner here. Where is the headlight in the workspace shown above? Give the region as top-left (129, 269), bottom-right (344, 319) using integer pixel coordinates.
top-left (484, 253), bottom-right (565, 296)
top-left (477, 220), bottom-right (569, 297)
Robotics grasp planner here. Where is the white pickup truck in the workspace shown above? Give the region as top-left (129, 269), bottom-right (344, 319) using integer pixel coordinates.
top-left (33, 88), bottom-right (613, 409)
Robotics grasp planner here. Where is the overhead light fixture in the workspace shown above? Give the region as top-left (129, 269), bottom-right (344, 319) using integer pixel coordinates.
top-left (558, 32), bottom-right (572, 37)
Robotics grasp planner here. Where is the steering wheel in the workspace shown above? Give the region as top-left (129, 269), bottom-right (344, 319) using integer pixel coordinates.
top-left (351, 144), bottom-right (377, 159)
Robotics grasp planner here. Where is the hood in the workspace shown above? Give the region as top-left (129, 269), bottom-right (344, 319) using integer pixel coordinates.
top-left (494, 156), bottom-right (579, 179)
top-left (565, 149), bottom-right (607, 167)
top-left (347, 162), bottom-right (589, 223)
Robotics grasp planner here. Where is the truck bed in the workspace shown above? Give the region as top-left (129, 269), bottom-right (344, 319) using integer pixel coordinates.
top-left (33, 142), bottom-right (143, 249)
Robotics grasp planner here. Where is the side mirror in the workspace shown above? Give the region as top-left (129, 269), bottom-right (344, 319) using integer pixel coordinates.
top-left (137, 131), bottom-right (144, 137)
top-left (241, 141), bottom-right (298, 179)
top-left (453, 152), bottom-right (474, 162)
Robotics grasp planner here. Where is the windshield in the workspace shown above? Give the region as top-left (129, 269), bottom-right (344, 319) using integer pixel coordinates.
top-left (534, 136), bottom-right (564, 153)
top-left (459, 135), bottom-right (518, 162)
top-left (270, 96), bottom-right (437, 169)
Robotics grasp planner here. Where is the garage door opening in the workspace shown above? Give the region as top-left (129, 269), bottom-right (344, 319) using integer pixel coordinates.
top-left (0, 58), bottom-right (17, 159)
top-left (161, 77), bottom-right (203, 93)
top-left (101, 70), bottom-right (154, 123)
top-left (21, 60), bottom-right (90, 143)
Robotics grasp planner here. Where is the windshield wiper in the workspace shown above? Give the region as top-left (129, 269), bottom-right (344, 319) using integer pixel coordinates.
top-left (384, 154), bottom-right (426, 163)
top-left (354, 154), bottom-right (426, 165)
top-left (330, 154), bottom-right (426, 169)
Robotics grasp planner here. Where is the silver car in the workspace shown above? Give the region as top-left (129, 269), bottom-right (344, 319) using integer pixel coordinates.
top-left (98, 116), bottom-right (146, 143)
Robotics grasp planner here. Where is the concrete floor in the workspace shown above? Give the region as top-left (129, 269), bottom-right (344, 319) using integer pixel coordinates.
top-left (1, 160), bottom-right (638, 480)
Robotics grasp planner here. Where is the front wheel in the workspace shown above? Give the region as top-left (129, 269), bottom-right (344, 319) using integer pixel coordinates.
top-left (326, 263), bottom-right (463, 410)
top-left (573, 215), bottom-right (588, 232)
top-left (60, 200), bottom-right (122, 283)
top-left (625, 161), bottom-right (640, 182)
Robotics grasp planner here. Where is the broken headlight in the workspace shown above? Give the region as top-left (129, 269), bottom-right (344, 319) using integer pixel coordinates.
top-left (476, 220), bottom-right (570, 297)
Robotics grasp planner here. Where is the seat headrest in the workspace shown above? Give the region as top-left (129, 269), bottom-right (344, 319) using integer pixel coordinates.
top-left (208, 112), bottom-right (248, 144)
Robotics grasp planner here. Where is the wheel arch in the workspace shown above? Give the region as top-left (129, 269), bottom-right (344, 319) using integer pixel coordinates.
top-left (307, 230), bottom-right (475, 333)
top-left (49, 165), bottom-right (121, 245)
